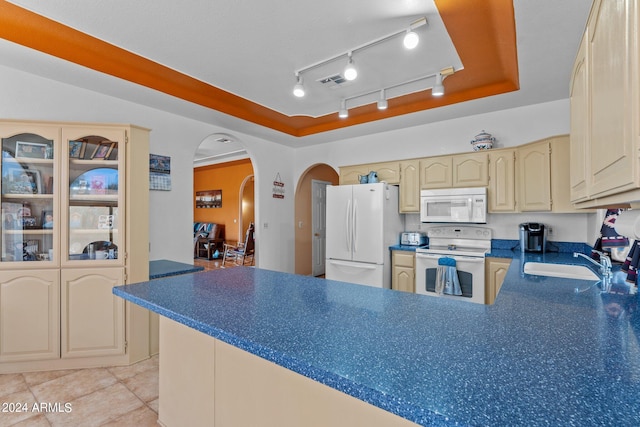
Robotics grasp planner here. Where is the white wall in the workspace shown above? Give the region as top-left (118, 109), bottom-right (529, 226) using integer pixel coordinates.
top-left (0, 65), bottom-right (296, 271)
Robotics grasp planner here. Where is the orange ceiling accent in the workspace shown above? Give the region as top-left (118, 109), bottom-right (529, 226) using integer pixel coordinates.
top-left (0, 0), bottom-right (518, 137)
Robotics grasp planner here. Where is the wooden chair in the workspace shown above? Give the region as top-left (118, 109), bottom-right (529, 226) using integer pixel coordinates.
top-left (222, 223), bottom-right (255, 267)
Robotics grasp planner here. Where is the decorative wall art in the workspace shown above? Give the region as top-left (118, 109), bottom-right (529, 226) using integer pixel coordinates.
top-left (149, 153), bottom-right (171, 191)
top-left (196, 190), bottom-right (222, 208)
top-left (272, 173), bottom-right (284, 199)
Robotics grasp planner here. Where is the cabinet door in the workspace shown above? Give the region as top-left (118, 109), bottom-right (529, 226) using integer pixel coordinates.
top-left (420, 156), bottom-right (452, 189)
top-left (339, 165), bottom-right (370, 185)
top-left (485, 258), bottom-right (511, 305)
top-left (61, 126), bottom-right (125, 267)
top-left (0, 269), bottom-right (60, 362)
top-left (518, 142), bottom-right (551, 211)
top-left (0, 123), bottom-right (59, 268)
top-left (588, 0), bottom-right (635, 197)
top-left (452, 152), bottom-right (489, 187)
top-left (488, 150), bottom-right (516, 212)
top-left (570, 34), bottom-right (590, 203)
top-left (61, 267), bottom-right (125, 358)
top-left (392, 251), bottom-right (415, 293)
top-left (399, 160), bottom-right (420, 213)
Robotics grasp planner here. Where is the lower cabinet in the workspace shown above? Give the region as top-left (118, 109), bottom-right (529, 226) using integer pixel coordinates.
top-left (0, 267), bottom-right (133, 373)
top-left (0, 269), bottom-right (60, 362)
top-left (61, 268), bottom-right (125, 358)
top-left (392, 251), bottom-right (415, 293)
top-left (485, 257), bottom-right (511, 305)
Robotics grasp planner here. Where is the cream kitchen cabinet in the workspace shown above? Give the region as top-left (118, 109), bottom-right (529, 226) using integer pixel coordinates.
top-left (391, 250), bottom-right (415, 293)
top-left (61, 268), bottom-right (125, 359)
top-left (485, 257), bottom-right (511, 305)
top-left (488, 149), bottom-right (516, 212)
top-left (517, 140), bottom-right (552, 211)
top-left (420, 156), bottom-right (452, 189)
top-left (420, 152), bottom-right (488, 190)
top-left (0, 120), bottom-right (150, 374)
top-left (339, 161), bottom-right (399, 185)
top-left (569, 33), bottom-right (590, 203)
top-left (570, 0), bottom-right (640, 207)
top-left (0, 269), bottom-right (59, 362)
top-left (399, 160), bottom-right (420, 213)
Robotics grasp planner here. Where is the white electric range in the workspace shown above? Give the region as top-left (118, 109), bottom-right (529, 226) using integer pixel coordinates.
top-left (415, 225), bottom-right (492, 304)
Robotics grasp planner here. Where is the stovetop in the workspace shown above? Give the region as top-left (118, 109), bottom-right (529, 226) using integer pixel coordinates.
top-left (415, 225), bottom-right (492, 257)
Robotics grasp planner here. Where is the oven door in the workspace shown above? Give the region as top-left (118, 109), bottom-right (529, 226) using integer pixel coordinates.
top-left (415, 252), bottom-right (486, 304)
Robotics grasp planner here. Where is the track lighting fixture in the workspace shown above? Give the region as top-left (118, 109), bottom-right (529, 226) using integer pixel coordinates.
top-left (403, 29), bottom-right (419, 49)
top-left (293, 73), bottom-right (305, 97)
top-left (344, 52), bottom-right (358, 81)
top-left (339, 99), bottom-right (349, 118)
top-left (377, 89), bottom-right (388, 110)
top-left (432, 73), bottom-right (444, 96)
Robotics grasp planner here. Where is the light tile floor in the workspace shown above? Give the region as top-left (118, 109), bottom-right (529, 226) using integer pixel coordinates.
top-left (0, 355), bottom-right (159, 427)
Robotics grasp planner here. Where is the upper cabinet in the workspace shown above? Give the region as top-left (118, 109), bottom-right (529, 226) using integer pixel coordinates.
top-left (399, 160), bottom-right (420, 213)
top-left (420, 152), bottom-right (488, 190)
top-left (570, 0), bottom-right (640, 207)
top-left (339, 161), bottom-right (399, 185)
top-left (488, 149), bottom-right (516, 212)
top-left (517, 140), bottom-right (552, 211)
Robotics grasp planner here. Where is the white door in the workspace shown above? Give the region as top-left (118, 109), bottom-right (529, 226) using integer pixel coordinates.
top-left (352, 184), bottom-right (384, 264)
top-left (311, 180), bottom-right (331, 276)
top-left (326, 185), bottom-right (353, 261)
top-left (325, 259), bottom-right (384, 288)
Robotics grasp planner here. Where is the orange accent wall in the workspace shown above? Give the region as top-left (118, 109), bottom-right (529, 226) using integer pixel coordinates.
top-left (194, 159), bottom-right (254, 243)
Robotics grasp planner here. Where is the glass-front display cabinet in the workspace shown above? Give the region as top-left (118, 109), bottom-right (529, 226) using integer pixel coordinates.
top-left (1, 125), bottom-right (59, 266)
top-left (62, 127), bottom-right (124, 266)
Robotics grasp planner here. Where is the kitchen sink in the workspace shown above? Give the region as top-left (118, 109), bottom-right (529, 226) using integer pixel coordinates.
top-left (523, 262), bottom-right (599, 281)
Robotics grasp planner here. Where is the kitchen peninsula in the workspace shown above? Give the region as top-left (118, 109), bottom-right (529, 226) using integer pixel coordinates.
top-left (113, 261), bottom-right (640, 426)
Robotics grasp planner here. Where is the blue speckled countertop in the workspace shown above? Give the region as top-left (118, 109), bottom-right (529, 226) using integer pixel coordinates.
top-left (115, 254), bottom-right (640, 426)
top-left (149, 259), bottom-right (204, 279)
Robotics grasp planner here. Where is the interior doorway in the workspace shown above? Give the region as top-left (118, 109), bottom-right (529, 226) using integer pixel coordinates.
top-left (294, 164), bottom-right (339, 276)
top-left (311, 180), bottom-right (331, 276)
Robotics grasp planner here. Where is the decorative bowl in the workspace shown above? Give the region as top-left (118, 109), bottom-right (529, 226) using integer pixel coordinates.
top-left (470, 130), bottom-right (495, 151)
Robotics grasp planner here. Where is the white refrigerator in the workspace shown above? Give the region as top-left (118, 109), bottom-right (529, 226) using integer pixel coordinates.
top-left (325, 183), bottom-right (403, 288)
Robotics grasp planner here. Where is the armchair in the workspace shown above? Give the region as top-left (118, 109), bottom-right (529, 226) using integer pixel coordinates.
top-left (194, 223), bottom-right (225, 259)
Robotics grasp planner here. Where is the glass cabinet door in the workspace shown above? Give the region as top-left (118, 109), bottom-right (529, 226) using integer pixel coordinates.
top-left (1, 129), bottom-right (57, 264)
top-left (64, 128), bottom-right (124, 264)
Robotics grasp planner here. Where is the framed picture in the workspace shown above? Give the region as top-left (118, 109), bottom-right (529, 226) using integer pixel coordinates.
top-left (69, 140), bottom-right (87, 159)
top-left (42, 210), bottom-right (54, 229)
top-left (195, 190), bottom-right (222, 208)
top-left (20, 217), bottom-right (37, 229)
top-left (5, 168), bottom-right (42, 194)
top-left (15, 141), bottom-right (48, 159)
top-left (91, 141), bottom-right (116, 160)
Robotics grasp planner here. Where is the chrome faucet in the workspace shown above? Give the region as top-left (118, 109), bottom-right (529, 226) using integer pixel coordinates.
top-left (573, 251), bottom-right (612, 292)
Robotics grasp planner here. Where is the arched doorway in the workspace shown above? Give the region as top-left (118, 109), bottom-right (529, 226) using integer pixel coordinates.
top-left (193, 133), bottom-right (255, 265)
top-left (294, 164), bottom-right (339, 276)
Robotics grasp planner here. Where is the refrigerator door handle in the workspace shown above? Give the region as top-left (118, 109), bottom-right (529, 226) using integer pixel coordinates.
top-left (346, 199), bottom-right (352, 252)
top-left (353, 199), bottom-right (358, 253)
top-left (328, 259), bottom-right (377, 269)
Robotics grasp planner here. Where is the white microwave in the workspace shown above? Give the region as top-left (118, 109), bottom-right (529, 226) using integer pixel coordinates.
top-left (420, 187), bottom-right (487, 223)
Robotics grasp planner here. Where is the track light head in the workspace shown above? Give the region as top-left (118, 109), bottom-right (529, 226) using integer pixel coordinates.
top-left (339, 99), bottom-right (349, 118)
top-left (377, 89), bottom-right (388, 110)
top-left (344, 52), bottom-right (358, 81)
top-left (432, 73), bottom-right (444, 96)
top-left (403, 30), bottom-right (419, 49)
top-left (293, 74), bottom-right (305, 97)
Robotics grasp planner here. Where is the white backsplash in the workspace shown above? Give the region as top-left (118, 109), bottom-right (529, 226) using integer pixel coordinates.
top-left (404, 211), bottom-right (602, 244)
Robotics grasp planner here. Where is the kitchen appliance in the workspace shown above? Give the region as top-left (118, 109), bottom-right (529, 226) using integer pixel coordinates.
top-left (325, 183), bottom-right (404, 288)
top-left (415, 225), bottom-right (491, 304)
top-left (420, 187), bottom-right (487, 223)
top-left (401, 231), bottom-right (427, 246)
top-left (519, 223), bottom-right (547, 253)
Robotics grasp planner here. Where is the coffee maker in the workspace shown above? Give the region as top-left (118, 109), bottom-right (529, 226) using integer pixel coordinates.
top-left (519, 223), bottom-right (547, 253)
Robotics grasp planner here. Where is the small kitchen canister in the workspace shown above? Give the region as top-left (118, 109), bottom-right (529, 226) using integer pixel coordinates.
top-left (470, 130), bottom-right (496, 151)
